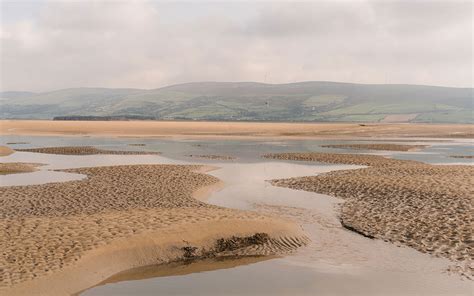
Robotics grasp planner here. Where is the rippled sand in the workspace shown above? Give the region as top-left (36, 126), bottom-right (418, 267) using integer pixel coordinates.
top-left (0, 164), bottom-right (307, 295)
top-left (265, 152), bottom-right (473, 278)
top-left (187, 154), bottom-right (236, 160)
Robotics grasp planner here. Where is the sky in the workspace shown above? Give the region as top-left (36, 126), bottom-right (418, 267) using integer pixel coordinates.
top-left (0, 0), bottom-right (472, 92)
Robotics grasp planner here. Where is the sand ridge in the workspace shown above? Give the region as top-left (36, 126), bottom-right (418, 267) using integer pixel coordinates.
top-left (15, 146), bottom-right (160, 155)
top-left (264, 152), bottom-right (473, 278)
top-left (0, 163), bottom-right (43, 175)
top-left (187, 154), bottom-right (236, 160)
top-left (321, 143), bottom-right (428, 151)
top-left (0, 164), bottom-right (307, 294)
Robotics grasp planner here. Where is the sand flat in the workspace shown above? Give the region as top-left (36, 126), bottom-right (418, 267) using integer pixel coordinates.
top-left (265, 152), bottom-right (473, 278)
top-left (0, 164), bottom-right (307, 295)
top-left (1, 120), bottom-right (473, 139)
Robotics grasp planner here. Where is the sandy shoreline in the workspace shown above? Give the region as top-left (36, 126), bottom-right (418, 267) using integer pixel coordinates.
top-left (264, 152), bottom-right (473, 278)
top-left (0, 164), bottom-right (307, 295)
top-left (1, 120), bottom-right (473, 139)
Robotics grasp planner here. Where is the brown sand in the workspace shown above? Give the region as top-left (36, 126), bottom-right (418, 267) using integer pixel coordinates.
top-left (188, 154), bottom-right (236, 160)
top-left (15, 146), bottom-right (160, 155)
top-left (0, 146), bottom-right (15, 156)
top-left (0, 163), bottom-right (42, 175)
top-left (321, 143), bottom-right (428, 151)
top-left (264, 152), bottom-right (473, 278)
top-left (0, 164), bottom-right (307, 295)
top-left (1, 120), bottom-right (473, 139)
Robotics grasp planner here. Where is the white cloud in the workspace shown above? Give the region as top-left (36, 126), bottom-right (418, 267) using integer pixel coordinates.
top-left (0, 0), bottom-right (472, 91)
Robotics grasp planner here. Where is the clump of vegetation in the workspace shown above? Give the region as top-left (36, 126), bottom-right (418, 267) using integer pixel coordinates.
top-left (181, 246), bottom-right (199, 259)
top-left (214, 233), bottom-right (269, 253)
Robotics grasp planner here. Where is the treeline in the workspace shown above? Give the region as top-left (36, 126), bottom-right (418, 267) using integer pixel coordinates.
top-left (53, 115), bottom-right (156, 121)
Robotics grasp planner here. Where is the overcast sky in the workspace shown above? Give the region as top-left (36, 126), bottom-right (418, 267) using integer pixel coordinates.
top-left (0, 0), bottom-right (472, 91)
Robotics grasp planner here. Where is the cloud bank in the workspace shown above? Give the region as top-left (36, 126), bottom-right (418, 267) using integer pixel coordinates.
top-left (1, 0), bottom-right (472, 91)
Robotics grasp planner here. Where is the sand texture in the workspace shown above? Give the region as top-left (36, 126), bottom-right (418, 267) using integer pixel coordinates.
top-left (187, 154), bottom-right (236, 160)
top-left (0, 146), bottom-right (15, 156)
top-left (0, 164), bottom-right (307, 295)
top-left (321, 143), bottom-right (428, 151)
top-left (265, 152), bottom-right (473, 278)
top-left (15, 146), bottom-right (160, 155)
top-left (1, 120), bottom-right (473, 139)
top-left (0, 163), bottom-right (42, 175)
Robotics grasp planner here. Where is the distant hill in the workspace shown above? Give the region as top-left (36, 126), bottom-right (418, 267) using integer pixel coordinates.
top-left (1, 82), bottom-right (472, 123)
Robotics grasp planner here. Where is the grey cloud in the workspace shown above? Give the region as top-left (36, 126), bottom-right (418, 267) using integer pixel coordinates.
top-left (0, 0), bottom-right (472, 92)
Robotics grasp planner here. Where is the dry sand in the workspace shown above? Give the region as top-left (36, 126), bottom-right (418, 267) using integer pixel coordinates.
top-left (0, 163), bottom-right (42, 175)
top-left (0, 146), bottom-right (15, 156)
top-left (14, 146), bottom-right (160, 155)
top-left (321, 143), bottom-right (428, 151)
top-left (1, 120), bottom-right (473, 139)
top-left (264, 152), bottom-right (473, 278)
top-left (0, 164), bottom-right (307, 295)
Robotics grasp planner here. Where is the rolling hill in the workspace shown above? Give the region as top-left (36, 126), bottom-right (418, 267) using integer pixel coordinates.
top-left (1, 81), bottom-right (472, 123)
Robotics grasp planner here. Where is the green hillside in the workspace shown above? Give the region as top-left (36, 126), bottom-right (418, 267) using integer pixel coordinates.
top-left (1, 82), bottom-right (472, 123)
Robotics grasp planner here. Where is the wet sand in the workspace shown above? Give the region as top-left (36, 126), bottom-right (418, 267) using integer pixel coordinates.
top-left (450, 155), bottom-right (474, 159)
top-left (0, 146), bottom-right (14, 156)
top-left (15, 146), bottom-right (160, 155)
top-left (0, 163), bottom-right (42, 175)
top-left (0, 164), bottom-right (307, 295)
top-left (1, 120), bottom-right (473, 139)
top-left (321, 143), bottom-right (428, 151)
top-left (264, 152), bottom-right (473, 278)
top-left (187, 154), bottom-right (236, 160)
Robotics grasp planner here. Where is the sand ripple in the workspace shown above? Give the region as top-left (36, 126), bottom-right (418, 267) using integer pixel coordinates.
top-left (0, 164), bottom-right (306, 293)
top-left (265, 152), bottom-right (473, 278)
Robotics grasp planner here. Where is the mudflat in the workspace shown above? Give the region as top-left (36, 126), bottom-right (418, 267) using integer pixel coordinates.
top-left (265, 152), bottom-right (473, 278)
top-left (1, 120), bottom-right (473, 138)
